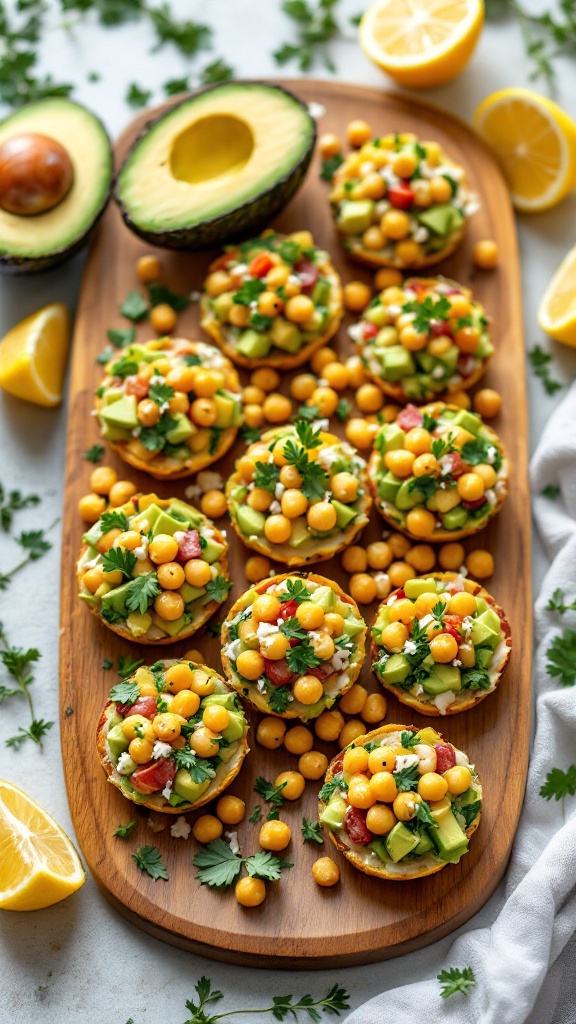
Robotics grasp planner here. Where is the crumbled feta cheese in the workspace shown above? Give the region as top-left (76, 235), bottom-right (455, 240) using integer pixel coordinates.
top-left (485, 488), bottom-right (496, 506)
top-left (149, 374), bottom-right (164, 385)
top-left (256, 678), bottom-right (267, 694)
top-left (387, 593), bottom-right (398, 606)
top-left (464, 198), bottom-right (480, 216)
top-left (173, 531), bottom-right (186, 543)
top-left (133, 535), bottom-right (149, 560)
top-left (225, 830), bottom-right (241, 855)
top-left (170, 816), bottom-right (191, 839)
top-left (162, 781), bottom-right (173, 800)
top-left (152, 740), bottom-right (172, 760)
top-left (413, 226), bottom-right (429, 243)
top-left (347, 322), bottom-right (366, 344)
top-left (331, 648), bottom-right (350, 672)
top-left (269, 500), bottom-right (281, 515)
top-left (307, 101), bottom-right (326, 118)
top-left (452, 659), bottom-right (462, 668)
top-left (461, 616), bottom-right (473, 637)
top-left (197, 470), bottom-right (224, 493)
top-left (394, 754), bottom-right (419, 772)
top-left (455, 750), bottom-right (470, 766)
top-left (274, 482), bottom-right (286, 501)
top-left (189, 290), bottom-right (201, 302)
top-left (433, 691), bottom-right (456, 715)
top-left (184, 484), bottom-right (202, 501)
top-left (312, 419), bottom-right (330, 432)
top-left (224, 638), bottom-right (244, 661)
top-left (256, 621), bottom-right (279, 640)
top-left (386, 303), bottom-right (402, 318)
top-left (159, 402), bottom-right (170, 414)
top-left (403, 640), bottom-right (417, 655)
top-left (116, 752), bottom-right (136, 775)
top-left (317, 377), bottom-right (329, 387)
top-left (337, 672), bottom-right (349, 687)
top-left (419, 613), bottom-right (434, 628)
top-left (359, 161), bottom-right (375, 176)
top-left (432, 366), bottom-right (445, 380)
top-left (486, 446), bottom-right (497, 464)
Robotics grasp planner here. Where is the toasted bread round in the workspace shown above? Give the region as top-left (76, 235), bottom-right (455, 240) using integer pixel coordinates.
top-left (226, 425), bottom-right (372, 567)
top-left (342, 227), bottom-right (465, 271)
top-left (319, 723), bottom-right (481, 879)
top-left (199, 231), bottom-right (343, 370)
top-left (368, 401), bottom-right (509, 541)
top-left (77, 493), bottom-right (229, 644)
top-left (220, 572), bottom-right (367, 720)
top-left (371, 572), bottom-right (512, 716)
top-left (97, 660), bottom-right (249, 813)
top-left (94, 337), bottom-right (242, 480)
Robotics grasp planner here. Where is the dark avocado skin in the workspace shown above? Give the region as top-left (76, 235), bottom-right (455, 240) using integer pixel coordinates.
top-left (114, 80), bottom-right (317, 251)
top-left (0, 101), bottom-right (113, 276)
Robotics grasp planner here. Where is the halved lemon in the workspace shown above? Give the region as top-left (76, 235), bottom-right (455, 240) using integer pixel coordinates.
top-left (0, 302), bottom-right (70, 407)
top-left (538, 244), bottom-right (576, 348)
top-left (359, 0), bottom-right (484, 88)
top-left (0, 779), bottom-right (84, 911)
top-left (474, 89), bottom-right (576, 212)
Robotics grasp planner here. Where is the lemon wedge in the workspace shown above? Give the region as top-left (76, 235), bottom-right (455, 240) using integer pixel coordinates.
top-left (538, 244), bottom-right (576, 348)
top-left (474, 89), bottom-right (576, 212)
top-left (0, 779), bottom-right (84, 911)
top-left (359, 0), bottom-right (484, 88)
top-left (0, 302), bottom-right (70, 407)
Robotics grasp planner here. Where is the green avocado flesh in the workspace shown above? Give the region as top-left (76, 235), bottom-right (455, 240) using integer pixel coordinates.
top-left (0, 98), bottom-right (112, 273)
top-left (115, 82), bottom-right (315, 250)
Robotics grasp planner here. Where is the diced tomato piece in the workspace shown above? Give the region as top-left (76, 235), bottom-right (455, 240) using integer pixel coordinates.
top-left (444, 614), bottom-right (463, 631)
top-left (395, 589), bottom-right (406, 601)
top-left (434, 744), bottom-right (456, 774)
top-left (263, 658), bottom-right (295, 687)
top-left (388, 181), bottom-right (414, 209)
top-left (458, 354), bottom-right (476, 377)
top-left (175, 529), bottom-right (202, 563)
top-left (343, 805), bottom-right (372, 845)
top-left (430, 319), bottom-right (452, 337)
top-left (124, 376), bottom-right (149, 399)
top-left (439, 451), bottom-right (464, 478)
top-left (278, 599), bottom-right (299, 621)
top-left (462, 497), bottom-right (488, 511)
top-left (249, 252), bottom-right (274, 278)
top-left (309, 663), bottom-right (333, 682)
top-left (294, 259), bottom-right (319, 294)
top-left (116, 695), bottom-right (158, 718)
top-left (397, 405), bottom-right (423, 431)
top-left (363, 322), bottom-right (379, 340)
top-left (131, 758), bottom-right (176, 795)
top-left (442, 625), bottom-right (462, 641)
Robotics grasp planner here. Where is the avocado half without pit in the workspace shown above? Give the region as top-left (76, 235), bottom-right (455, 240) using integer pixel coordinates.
top-left (114, 81), bottom-right (316, 250)
top-left (0, 98), bottom-right (113, 274)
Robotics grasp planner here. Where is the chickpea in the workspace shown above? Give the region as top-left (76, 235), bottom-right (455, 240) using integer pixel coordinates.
top-left (341, 545), bottom-right (368, 574)
top-left (264, 513), bottom-right (292, 545)
top-left (152, 712), bottom-right (182, 742)
top-left (90, 465), bottom-right (118, 495)
top-left (136, 254), bottom-right (162, 282)
top-left (236, 649), bottom-right (265, 680)
top-left (345, 417), bottom-right (377, 450)
top-left (229, 304), bottom-right (250, 328)
top-left (418, 772), bottom-right (448, 802)
top-left (459, 641), bottom-right (476, 668)
top-left (191, 397), bottom-right (218, 428)
top-left (322, 361), bottom-right (350, 391)
top-left (183, 649), bottom-right (204, 665)
top-left (448, 591), bottom-right (477, 617)
top-left (428, 336), bottom-right (452, 358)
top-left (429, 176), bottom-right (453, 203)
top-left (338, 720), bottom-right (367, 747)
top-left (310, 633), bottom-right (335, 662)
top-left (406, 544), bottom-right (436, 573)
top-left (195, 369), bottom-right (225, 398)
top-left (261, 632), bottom-right (290, 660)
top-left (216, 795), bottom-right (246, 825)
top-left (109, 479), bottom-right (137, 507)
top-left (369, 771), bottom-right (398, 803)
top-left (472, 239), bottom-right (499, 269)
top-left (189, 726), bottom-right (220, 758)
top-left (345, 354), bottom-right (367, 389)
top-left (392, 150), bottom-right (417, 178)
top-left (474, 463), bottom-right (497, 488)
top-left (438, 542), bottom-right (466, 571)
top-left (405, 508), bottom-right (437, 539)
top-left (343, 745), bottom-right (369, 774)
top-left (128, 737), bottom-right (154, 764)
top-left (293, 675), bottom-right (324, 705)
top-left (121, 714), bottom-right (154, 742)
top-left (361, 692), bottom-right (387, 724)
top-left (251, 367), bottom-right (280, 392)
top-left (256, 717), bottom-right (287, 749)
top-left (307, 501), bottom-right (337, 532)
top-left (366, 804), bottom-right (397, 835)
top-left (339, 684), bottom-right (368, 716)
top-left (430, 633), bottom-right (459, 663)
top-left (413, 453), bottom-right (439, 478)
top-left (343, 280), bottom-right (372, 312)
top-left (356, 383), bottom-right (384, 414)
top-left (189, 669), bottom-right (216, 697)
top-left (395, 239), bottom-right (421, 264)
top-left (388, 561), bottom-right (416, 588)
top-left (193, 815), bottom-right (223, 844)
top-left (78, 493), bottom-right (107, 522)
top-left (236, 876), bottom-right (266, 907)
top-left (183, 559), bottom-right (211, 588)
top-left (413, 591), bottom-right (444, 618)
top-left (319, 132), bottom-right (342, 159)
top-left (465, 549), bottom-right (494, 579)
top-left (203, 704), bottom-right (230, 733)
top-left (381, 621), bottom-right (409, 652)
top-left (263, 393), bottom-right (292, 424)
top-left (384, 449), bottom-right (415, 478)
top-left (284, 725), bottom-right (314, 755)
top-left (449, 390), bottom-right (472, 410)
top-left (473, 389), bottom-right (502, 419)
top-left (248, 488), bottom-right (273, 513)
top-left (347, 119), bottom-right (372, 147)
top-left (457, 473), bottom-right (485, 502)
top-left (311, 348), bottom-right (337, 375)
top-left (299, 750), bottom-right (328, 780)
top-left (274, 771), bottom-right (306, 801)
top-left (310, 386), bottom-right (339, 418)
top-left (157, 561), bottom-right (185, 590)
top-left (443, 765), bottom-right (472, 795)
top-left (253, 594), bottom-right (281, 623)
top-left (362, 172), bottom-right (386, 200)
top-left (258, 291), bottom-right (284, 318)
top-left (149, 533), bottom-right (179, 565)
top-left (347, 776), bottom-right (376, 809)
top-left (154, 591), bottom-right (185, 621)
top-left (165, 662), bottom-right (195, 693)
top-left (266, 265), bottom-right (290, 290)
top-left (373, 269), bottom-right (401, 291)
top-left (285, 295), bottom-right (315, 324)
top-left (331, 472), bottom-right (358, 503)
top-left (259, 819), bottom-right (291, 851)
top-left (245, 555), bottom-right (272, 583)
top-left (405, 428), bottom-right (433, 457)
top-left (171, 690), bottom-right (200, 718)
top-left (389, 598), bottom-right (416, 625)
top-left (244, 404), bottom-right (265, 429)
top-left (201, 490), bottom-right (228, 519)
top-left (393, 790), bottom-right (420, 821)
top-left (290, 373), bottom-right (317, 402)
top-left (150, 303), bottom-right (177, 334)
top-left (381, 209), bottom-right (411, 240)
top-left (349, 573), bottom-right (377, 605)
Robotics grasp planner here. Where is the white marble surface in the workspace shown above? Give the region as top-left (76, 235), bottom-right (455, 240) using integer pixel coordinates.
top-left (0, 3), bottom-right (575, 1021)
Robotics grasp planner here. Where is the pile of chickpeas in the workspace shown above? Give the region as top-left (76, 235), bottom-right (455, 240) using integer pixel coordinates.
top-left (78, 465), bottom-right (138, 523)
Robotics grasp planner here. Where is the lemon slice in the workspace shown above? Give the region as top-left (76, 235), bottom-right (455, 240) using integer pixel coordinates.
top-left (0, 779), bottom-right (84, 911)
top-left (359, 0), bottom-right (484, 88)
top-left (538, 244), bottom-right (576, 348)
top-left (0, 302), bottom-right (70, 407)
top-left (474, 89), bottom-right (576, 212)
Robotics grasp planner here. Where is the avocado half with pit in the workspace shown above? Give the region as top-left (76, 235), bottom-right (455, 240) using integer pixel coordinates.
top-left (114, 81), bottom-right (316, 250)
top-left (0, 98), bottom-right (113, 274)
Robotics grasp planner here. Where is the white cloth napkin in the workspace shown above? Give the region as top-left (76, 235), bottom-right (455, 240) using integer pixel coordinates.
top-left (346, 383), bottom-right (576, 1024)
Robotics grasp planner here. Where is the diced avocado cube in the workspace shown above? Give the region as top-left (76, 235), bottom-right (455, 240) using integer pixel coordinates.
top-left (179, 582), bottom-right (206, 604)
top-left (378, 471), bottom-right (403, 504)
top-left (476, 334), bottom-right (494, 359)
top-left (229, 485), bottom-right (248, 505)
top-left (442, 506), bottom-right (468, 531)
top-left (150, 611), bottom-right (190, 637)
top-left (288, 518), bottom-right (310, 548)
top-left (332, 499), bottom-right (358, 529)
top-left (458, 785), bottom-right (481, 809)
top-left (79, 592), bottom-right (97, 606)
top-left (418, 203), bottom-right (459, 237)
top-left (202, 537), bottom-right (226, 564)
top-left (310, 585), bottom-right (337, 611)
top-left (83, 521), bottom-right (103, 547)
top-left (214, 392), bottom-right (241, 429)
top-left (381, 345), bottom-right (416, 381)
top-left (430, 806), bottom-right (469, 863)
top-left (369, 839), bottom-right (390, 863)
top-left (415, 351), bottom-right (435, 373)
top-left (126, 611), bottom-right (152, 637)
top-left (414, 830), bottom-right (435, 855)
top-left (99, 394), bottom-right (139, 431)
top-left (342, 616), bottom-right (365, 639)
top-left (475, 647), bottom-right (493, 669)
top-left (213, 292), bottom-right (233, 321)
top-left (478, 607), bottom-right (501, 633)
top-left (470, 621), bottom-right (497, 649)
top-left (166, 413), bottom-right (195, 445)
top-left (103, 387), bottom-right (124, 405)
top-left (130, 503), bottom-right (163, 533)
top-left (101, 421), bottom-right (131, 442)
top-left (270, 318), bottom-right (302, 353)
top-left (202, 692), bottom-right (237, 710)
top-left (106, 723), bottom-right (129, 762)
top-left (381, 653), bottom-right (411, 685)
top-left (221, 710), bottom-right (245, 743)
top-left (173, 768), bottom-right (211, 805)
top-left (94, 582), bottom-right (112, 600)
top-left (236, 505), bottom-right (266, 537)
top-left (312, 278), bottom-right (331, 305)
top-left (453, 409), bottom-right (482, 435)
top-left (404, 578), bottom-right (439, 599)
top-left (439, 344), bottom-right (460, 370)
top-left (168, 499), bottom-right (202, 526)
top-left (422, 663), bottom-right (461, 695)
top-left (475, 597), bottom-right (488, 615)
top-left (319, 794), bottom-right (347, 830)
top-left (396, 478), bottom-right (424, 511)
top-left (338, 199), bottom-right (374, 235)
top-left (237, 329), bottom-right (271, 360)
top-left (380, 423), bottom-right (406, 452)
top-left (101, 581), bottom-right (133, 619)
top-left (152, 510), bottom-right (190, 537)
top-left (365, 304), bottom-right (389, 327)
top-left (385, 821), bottom-right (420, 863)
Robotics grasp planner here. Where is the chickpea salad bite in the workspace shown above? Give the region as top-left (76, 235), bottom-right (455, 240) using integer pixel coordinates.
top-left (371, 573), bottom-right (511, 716)
top-left (220, 573), bottom-right (367, 720)
top-left (325, 132), bottom-right (477, 270)
top-left (350, 277), bottom-right (493, 403)
top-left (77, 494), bottom-right (230, 643)
top-left (200, 230), bottom-right (343, 368)
top-left (226, 420), bottom-right (372, 566)
top-left (368, 402), bottom-right (509, 541)
top-left (97, 660), bottom-right (249, 813)
top-left (319, 723), bottom-right (482, 879)
top-left (94, 337), bottom-right (242, 479)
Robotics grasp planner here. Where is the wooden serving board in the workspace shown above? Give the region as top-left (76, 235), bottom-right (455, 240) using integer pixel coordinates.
top-left (60, 80), bottom-right (531, 968)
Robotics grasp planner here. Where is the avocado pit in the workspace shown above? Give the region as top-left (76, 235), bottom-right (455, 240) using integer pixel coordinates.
top-left (0, 132), bottom-right (74, 216)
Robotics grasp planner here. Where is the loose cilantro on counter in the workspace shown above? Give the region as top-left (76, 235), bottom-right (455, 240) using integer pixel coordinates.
top-left (540, 765), bottom-right (576, 801)
top-left (0, 621), bottom-right (53, 750)
top-left (132, 845), bottom-right (169, 881)
top-left (438, 966), bottom-right (477, 998)
top-left (546, 629), bottom-right (576, 687)
top-left (301, 818), bottom-right (324, 844)
top-left (184, 976), bottom-right (349, 1023)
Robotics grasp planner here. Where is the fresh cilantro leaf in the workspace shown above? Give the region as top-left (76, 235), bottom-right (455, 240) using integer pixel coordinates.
top-left (124, 571), bottom-right (162, 614)
top-left (206, 577), bottom-right (232, 604)
top-left (540, 765), bottom-right (576, 801)
top-left (294, 419), bottom-right (322, 450)
top-left (547, 589), bottom-right (576, 615)
top-left (431, 436), bottom-right (453, 460)
top-left (297, 403), bottom-right (320, 422)
top-left (232, 278), bottom-right (266, 306)
top-left (113, 820), bottom-right (136, 840)
top-left (546, 627), bottom-right (576, 686)
top-left (250, 312), bottom-right (273, 331)
top-left (400, 731), bottom-right (419, 749)
top-left (413, 799), bottom-right (437, 828)
top-left (320, 152), bottom-right (344, 181)
top-left (148, 380), bottom-right (175, 406)
top-left (206, 620), bottom-right (222, 639)
top-left (280, 578), bottom-right (311, 604)
top-left (6, 719), bottom-right (53, 748)
top-left (101, 546), bottom-right (136, 578)
top-left (101, 606), bottom-right (125, 624)
top-left (171, 748), bottom-right (217, 782)
top-left (462, 669), bottom-right (492, 690)
top-left (200, 58), bottom-right (234, 84)
top-left (149, 7), bottom-right (211, 56)
top-left (96, 346), bottom-right (115, 365)
top-left (193, 838), bottom-right (242, 888)
top-left (0, 486), bottom-right (41, 531)
top-left (106, 326), bottom-right (137, 349)
top-left (17, 530), bottom-right (51, 560)
top-left (254, 776), bottom-right (287, 809)
top-left (239, 424), bottom-right (261, 444)
top-left (126, 82), bottom-right (151, 107)
top-left (249, 805), bottom-right (262, 823)
top-left (335, 398), bottom-right (352, 422)
top-left (109, 679), bottom-right (140, 705)
top-left (403, 294), bottom-right (451, 334)
top-left (131, 845), bottom-right (169, 881)
top-left (541, 484), bottom-right (560, 499)
top-left (183, 354), bottom-right (201, 367)
top-left (438, 966), bottom-right (477, 999)
top-left (147, 282), bottom-right (189, 312)
top-left (253, 460), bottom-right (281, 492)
top-left (461, 437), bottom-right (503, 471)
top-left (393, 763), bottom-right (420, 792)
top-left (529, 345), bottom-right (563, 395)
top-left (100, 510), bottom-right (130, 532)
top-left (244, 851), bottom-right (293, 881)
top-left (83, 444), bottom-right (105, 463)
top-left (269, 686), bottom-right (293, 714)
top-left (459, 800), bottom-right (482, 828)
top-left (286, 638), bottom-right (321, 675)
top-left (0, 685), bottom-right (21, 703)
top-left (408, 474), bottom-right (437, 501)
top-left (422, 412), bottom-right (439, 431)
top-left (102, 659), bottom-right (113, 671)
top-left (138, 414), bottom-right (179, 453)
top-left (301, 817), bottom-right (324, 844)
top-left (163, 75), bottom-right (189, 95)
top-left (116, 656), bottom-right (144, 679)
top-left (318, 776), bottom-right (348, 802)
top-left (279, 617), bottom-right (307, 641)
top-left (120, 290), bottom-right (148, 322)
top-left (109, 355), bottom-right (139, 379)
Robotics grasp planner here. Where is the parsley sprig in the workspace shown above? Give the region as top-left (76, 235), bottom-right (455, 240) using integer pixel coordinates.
top-left (0, 621), bottom-right (53, 750)
top-left (132, 845), bottom-right (169, 881)
top-left (286, 637), bottom-right (321, 675)
top-left (301, 817), bottom-right (324, 844)
top-left (546, 629), bottom-right (576, 687)
top-left (540, 765), bottom-right (576, 801)
top-left (0, 484), bottom-right (40, 530)
top-left (83, 444), bottom-right (105, 463)
top-left (402, 294), bottom-right (452, 334)
top-left (437, 966), bottom-right (477, 999)
top-left (192, 838), bottom-right (292, 888)
top-left (529, 345), bottom-right (563, 395)
top-left (547, 589), bottom-right (576, 615)
top-left (254, 776), bottom-right (288, 818)
top-left (184, 976), bottom-right (349, 1023)
top-left (486, 0), bottom-right (576, 88)
top-left (273, 0), bottom-right (345, 74)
